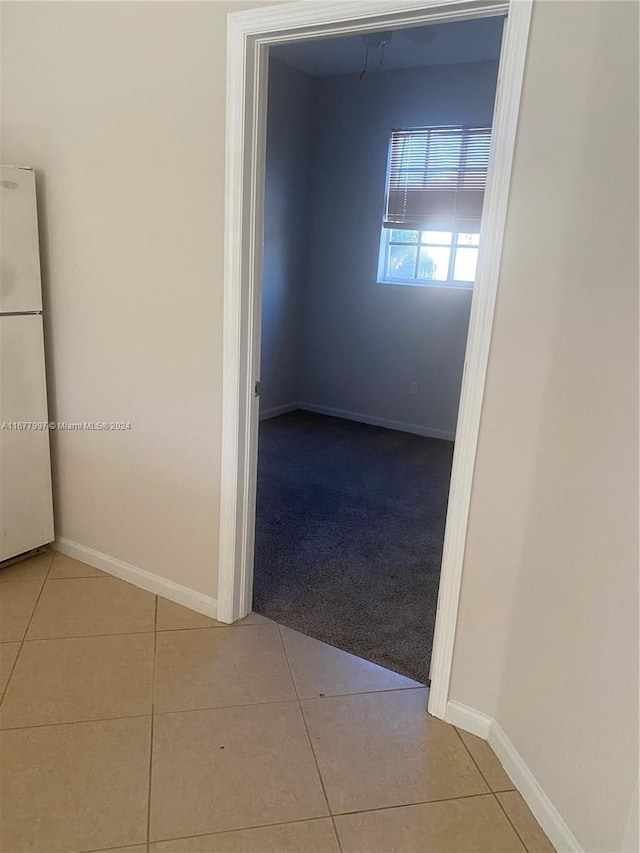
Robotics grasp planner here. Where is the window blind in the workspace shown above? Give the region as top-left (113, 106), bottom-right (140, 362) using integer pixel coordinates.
top-left (383, 125), bottom-right (492, 233)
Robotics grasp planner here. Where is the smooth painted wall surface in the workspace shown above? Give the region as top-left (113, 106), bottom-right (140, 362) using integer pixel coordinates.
top-left (301, 61), bottom-right (499, 436)
top-left (449, 3), bottom-right (639, 851)
top-left (260, 58), bottom-right (311, 414)
top-left (1, 0), bottom-right (272, 599)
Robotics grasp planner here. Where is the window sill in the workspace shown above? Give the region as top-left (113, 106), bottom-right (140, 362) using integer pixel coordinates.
top-left (376, 278), bottom-right (474, 290)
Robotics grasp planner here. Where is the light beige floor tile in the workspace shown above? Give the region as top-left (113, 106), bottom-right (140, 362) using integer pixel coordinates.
top-left (457, 728), bottom-right (515, 792)
top-left (0, 581), bottom-right (43, 641)
top-left (302, 689), bottom-right (488, 814)
top-left (335, 795), bottom-right (527, 852)
top-left (150, 818), bottom-right (339, 852)
top-left (48, 552), bottom-right (107, 579)
top-left (154, 624), bottom-right (296, 712)
top-left (497, 791), bottom-right (556, 852)
top-left (0, 633), bottom-right (154, 728)
top-left (280, 625), bottom-right (423, 699)
top-left (0, 551), bottom-right (52, 583)
top-left (27, 576), bottom-right (156, 639)
top-left (0, 643), bottom-right (20, 695)
top-left (150, 703), bottom-right (328, 841)
top-left (0, 716), bottom-right (151, 852)
top-left (157, 596), bottom-right (225, 630)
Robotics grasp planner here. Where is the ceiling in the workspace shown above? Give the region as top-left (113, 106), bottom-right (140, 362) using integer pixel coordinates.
top-left (269, 16), bottom-right (505, 77)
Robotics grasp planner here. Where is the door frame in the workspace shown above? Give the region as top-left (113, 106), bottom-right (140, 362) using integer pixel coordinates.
top-left (218, 0), bottom-right (532, 720)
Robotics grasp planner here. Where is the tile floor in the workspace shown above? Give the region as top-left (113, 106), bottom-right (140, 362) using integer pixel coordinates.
top-left (0, 551), bottom-right (556, 853)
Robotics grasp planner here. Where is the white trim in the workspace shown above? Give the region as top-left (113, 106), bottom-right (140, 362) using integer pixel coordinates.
top-left (445, 699), bottom-right (491, 737)
top-left (54, 538), bottom-right (218, 620)
top-left (299, 402), bottom-right (455, 441)
top-left (489, 720), bottom-right (584, 852)
top-left (258, 400), bottom-right (454, 438)
top-left (446, 701), bottom-right (584, 853)
top-left (427, 0), bottom-right (532, 718)
top-left (259, 402), bottom-right (300, 421)
top-left (226, 0), bottom-right (510, 36)
top-left (218, 0), bottom-right (532, 717)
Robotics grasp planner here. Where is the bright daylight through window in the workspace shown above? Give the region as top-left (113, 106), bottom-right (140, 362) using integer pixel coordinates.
top-left (378, 124), bottom-right (491, 287)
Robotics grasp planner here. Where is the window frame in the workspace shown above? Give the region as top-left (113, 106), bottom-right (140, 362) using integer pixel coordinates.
top-left (376, 227), bottom-right (478, 289)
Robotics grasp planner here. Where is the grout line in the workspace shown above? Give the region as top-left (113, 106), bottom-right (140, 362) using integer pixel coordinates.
top-left (452, 726), bottom-right (515, 794)
top-left (44, 574), bottom-right (112, 581)
top-left (452, 727), bottom-right (531, 850)
top-left (10, 613), bottom-right (272, 646)
top-left (0, 551), bottom-right (54, 705)
top-left (155, 623), bottom-right (273, 633)
top-left (453, 725), bottom-right (494, 792)
top-left (146, 595), bottom-right (159, 848)
top-left (327, 812), bottom-right (344, 852)
top-left (0, 641), bottom-right (26, 706)
top-left (492, 791), bottom-right (533, 853)
top-left (137, 791), bottom-right (499, 848)
top-left (131, 816), bottom-right (335, 849)
top-left (331, 790), bottom-right (495, 818)
top-left (76, 843), bottom-right (150, 853)
top-left (0, 712), bottom-right (153, 733)
top-left (20, 632), bottom-right (156, 645)
top-left (15, 623), bottom-right (277, 644)
top-left (153, 697), bottom-right (299, 718)
top-left (1, 687), bottom-right (434, 731)
top-left (275, 626), bottom-right (299, 702)
top-left (276, 624), bottom-right (344, 853)
top-left (22, 628), bottom-right (157, 642)
top-left (298, 685), bottom-right (427, 701)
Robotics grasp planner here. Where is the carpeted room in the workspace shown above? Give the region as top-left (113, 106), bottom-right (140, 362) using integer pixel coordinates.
top-left (254, 22), bottom-right (502, 682)
top-left (254, 410), bottom-right (453, 683)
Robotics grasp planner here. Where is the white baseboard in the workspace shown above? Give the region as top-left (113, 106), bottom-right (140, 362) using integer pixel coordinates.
top-left (446, 701), bottom-right (583, 853)
top-left (298, 402), bottom-right (455, 441)
top-left (445, 699), bottom-right (491, 738)
top-left (488, 719), bottom-right (583, 853)
top-left (259, 402), bottom-right (300, 421)
top-left (53, 538), bottom-right (219, 621)
top-left (257, 399), bottom-right (455, 440)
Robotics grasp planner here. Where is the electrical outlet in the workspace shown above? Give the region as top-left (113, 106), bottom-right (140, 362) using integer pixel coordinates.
top-left (410, 381), bottom-right (418, 395)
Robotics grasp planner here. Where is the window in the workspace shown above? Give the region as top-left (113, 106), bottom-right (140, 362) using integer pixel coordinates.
top-left (378, 125), bottom-right (491, 287)
top-left (381, 229), bottom-right (480, 285)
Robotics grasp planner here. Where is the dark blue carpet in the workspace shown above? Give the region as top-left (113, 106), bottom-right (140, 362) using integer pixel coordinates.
top-left (253, 411), bottom-right (454, 684)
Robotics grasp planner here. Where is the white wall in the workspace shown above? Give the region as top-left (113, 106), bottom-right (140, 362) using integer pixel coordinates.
top-left (1, 3), bottom-right (637, 850)
top-left (449, 3), bottom-right (639, 851)
top-left (0, 0), bottom-right (272, 599)
top-left (301, 61), bottom-right (499, 437)
top-left (260, 58), bottom-right (311, 415)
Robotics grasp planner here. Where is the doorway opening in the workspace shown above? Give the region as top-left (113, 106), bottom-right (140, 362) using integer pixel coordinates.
top-left (218, 0), bottom-right (532, 721)
top-left (254, 17), bottom-right (504, 684)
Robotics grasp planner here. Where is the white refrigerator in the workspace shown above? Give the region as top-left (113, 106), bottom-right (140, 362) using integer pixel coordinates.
top-left (0, 165), bottom-right (54, 562)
